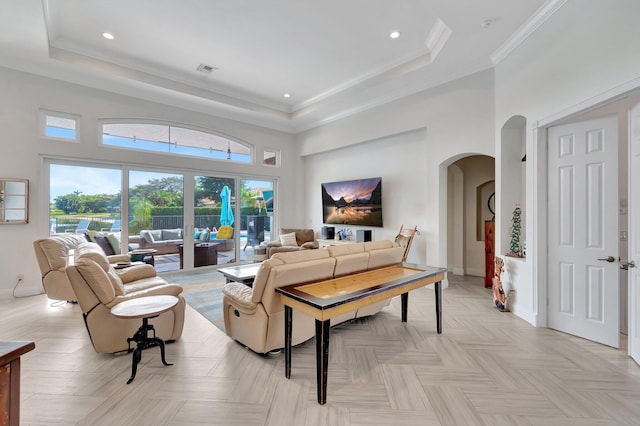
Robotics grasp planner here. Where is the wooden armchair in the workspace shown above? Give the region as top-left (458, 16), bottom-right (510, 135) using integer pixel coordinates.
top-left (394, 224), bottom-right (418, 262)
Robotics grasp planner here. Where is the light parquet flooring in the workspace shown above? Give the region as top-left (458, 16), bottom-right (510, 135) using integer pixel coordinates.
top-left (3, 274), bottom-right (640, 425)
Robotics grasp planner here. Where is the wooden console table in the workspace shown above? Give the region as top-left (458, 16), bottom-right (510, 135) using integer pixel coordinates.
top-left (0, 341), bottom-right (35, 426)
top-left (276, 263), bottom-right (446, 404)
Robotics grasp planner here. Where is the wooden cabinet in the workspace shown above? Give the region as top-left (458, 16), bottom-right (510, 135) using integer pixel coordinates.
top-left (484, 221), bottom-right (495, 288)
top-left (0, 341), bottom-right (35, 426)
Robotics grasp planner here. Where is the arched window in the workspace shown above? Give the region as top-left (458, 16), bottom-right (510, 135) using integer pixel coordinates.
top-left (101, 121), bottom-right (252, 163)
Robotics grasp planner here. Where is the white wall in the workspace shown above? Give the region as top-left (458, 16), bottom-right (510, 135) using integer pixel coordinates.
top-left (494, 0), bottom-right (640, 325)
top-left (299, 69), bottom-right (496, 268)
top-left (0, 67), bottom-right (298, 299)
top-left (303, 129), bottom-right (428, 264)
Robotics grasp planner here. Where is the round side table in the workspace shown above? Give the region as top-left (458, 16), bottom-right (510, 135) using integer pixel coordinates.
top-left (111, 295), bottom-right (178, 384)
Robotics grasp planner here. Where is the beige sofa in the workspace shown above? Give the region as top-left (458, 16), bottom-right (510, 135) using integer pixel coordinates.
top-left (128, 228), bottom-right (184, 255)
top-left (33, 234), bottom-right (130, 301)
top-left (222, 240), bottom-right (403, 353)
top-left (66, 242), bottom-right (185, 353)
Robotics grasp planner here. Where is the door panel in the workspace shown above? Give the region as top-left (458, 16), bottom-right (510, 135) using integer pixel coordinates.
top-left (629, 103), bottom-right (640, 364)
top-left (548, 116), bottom-right (619, 347)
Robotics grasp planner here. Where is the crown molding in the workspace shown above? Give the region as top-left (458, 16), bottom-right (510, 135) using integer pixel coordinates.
top-left (490, 0), bottom-right (568, 66)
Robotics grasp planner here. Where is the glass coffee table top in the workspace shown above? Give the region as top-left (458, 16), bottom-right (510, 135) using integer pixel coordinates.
top-left (218, 262), bottom-right (262, 285)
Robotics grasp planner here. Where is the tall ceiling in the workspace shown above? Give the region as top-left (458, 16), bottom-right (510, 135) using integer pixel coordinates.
top-left (0, 0), bottom-right (554, 133)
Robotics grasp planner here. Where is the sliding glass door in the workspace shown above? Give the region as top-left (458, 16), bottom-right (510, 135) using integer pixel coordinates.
top-left (49, 163), bottom-right (122, 237)
top-left (128, 170), bottom-right (184, 272)
top-left (48, 159), bottom-right (276, 271)
top-left (239, 179), bottom-right (274, 263)
top-left (192, 175), bottom-right (236, 267)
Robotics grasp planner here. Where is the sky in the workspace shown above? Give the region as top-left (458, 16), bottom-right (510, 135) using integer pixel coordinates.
top-left (50, 164), bottom-right (270, 203)
top-left (47, 124), bottom-right (270, 203)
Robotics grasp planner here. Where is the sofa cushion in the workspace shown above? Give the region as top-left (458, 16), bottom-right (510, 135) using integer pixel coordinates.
top-left (251, 249), bottom-right (332, 303)
top-left (327, 243), bottom-right (365, 257)
top-left (107, 270), bottom-right (126, 296)
top-left (122, 276), bottom-right (171, 293)
top-left (75, 242), bottom-right (111, 271)
top-left (162, 228), bottom-right (182, 240)
top-left (74, 258), bottom-right (116, 304)
top-left (142, 230), bottom-right (162, 243)
top-left (366, 244), bottom-right (404, 270)
top-left (279, 232), bottom-right (297, 246)
top-left (333, 252), bottom-right (370, 277)
top-left (37, 234), bottom-right (87, 271)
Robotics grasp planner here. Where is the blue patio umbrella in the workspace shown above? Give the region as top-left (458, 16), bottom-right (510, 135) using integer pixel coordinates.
top-left (220, 185), bottom-right (234, 226)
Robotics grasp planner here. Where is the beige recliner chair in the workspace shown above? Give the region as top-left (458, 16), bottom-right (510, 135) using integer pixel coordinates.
top-left (265, 228), bottom-right (318, 258)
top-left (33, 234), bottom-right (130, 301)
top-left (65, 242), bottom-right (185, 353)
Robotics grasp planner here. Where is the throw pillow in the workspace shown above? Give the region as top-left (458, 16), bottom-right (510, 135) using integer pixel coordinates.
top-left (199, 229), bottom-right (210, 242)
top-left (106, 233), bottom-right (122, 254)
top-left (279, 232), bottom-right (298, 246)
top-left (149, 229), bottom-right (163, 242)
top-left (86, 230), bottom-right (105, 243)
top-left (141, 230), bottom-right (154, 244)
top-left (94, 235), bottom-right (115, 256)
top-left (217, 226), bottom-right (233, 239)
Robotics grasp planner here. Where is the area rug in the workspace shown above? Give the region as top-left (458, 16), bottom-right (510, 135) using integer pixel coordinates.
top-left (182, 287), bottom-right (226, 333)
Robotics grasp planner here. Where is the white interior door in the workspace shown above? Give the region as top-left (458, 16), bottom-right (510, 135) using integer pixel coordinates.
top-left (547, 116), bottom-right (619, 347)
top-left (629, 104), bottom-right (640, 364)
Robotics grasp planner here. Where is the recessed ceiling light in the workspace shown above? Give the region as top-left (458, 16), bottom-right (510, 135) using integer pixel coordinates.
top-left (389, 31), bottom-right (401, 39)
top-left (283, 93), bottom-right (291, 98)
top-left (480, 19), bottom-right (494, 29)
top-left (102, 32), bottom-right (115, 40)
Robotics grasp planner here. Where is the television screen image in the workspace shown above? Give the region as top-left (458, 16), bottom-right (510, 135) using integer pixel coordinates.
top-left (321, 177), bottom-right (383, 227)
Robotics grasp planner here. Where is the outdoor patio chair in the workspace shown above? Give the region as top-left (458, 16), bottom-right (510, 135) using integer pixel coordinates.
top-left (66, 219), bottom-right (90, 234)
top-left (101, 219), bottom-right (121, 232)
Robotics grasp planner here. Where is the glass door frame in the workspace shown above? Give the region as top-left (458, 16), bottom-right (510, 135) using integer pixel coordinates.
top-left (44, 156), bottom-right (278, 272)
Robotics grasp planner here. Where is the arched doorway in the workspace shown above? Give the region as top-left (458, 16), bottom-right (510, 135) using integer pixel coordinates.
top-left (445, 154), bottom-right (495, 279)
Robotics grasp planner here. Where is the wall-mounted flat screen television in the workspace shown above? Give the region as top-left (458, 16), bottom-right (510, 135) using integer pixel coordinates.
top-left (321, 177), bottom-right (383, 227)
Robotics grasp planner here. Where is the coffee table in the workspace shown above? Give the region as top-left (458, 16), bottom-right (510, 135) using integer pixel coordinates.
top-left (218, 262), bottom-right (262, 286)
top-left (179, 243), bottom-right (219, 268)
top-left (130, 248), bottom-right (157, 266)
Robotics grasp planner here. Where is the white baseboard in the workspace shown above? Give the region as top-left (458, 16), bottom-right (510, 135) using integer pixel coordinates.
top-left (465, 267), bottom-right (484, 277)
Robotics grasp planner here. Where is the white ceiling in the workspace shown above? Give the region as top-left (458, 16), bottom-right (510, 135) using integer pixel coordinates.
top-left (0, 0), bottom-right (554, 133)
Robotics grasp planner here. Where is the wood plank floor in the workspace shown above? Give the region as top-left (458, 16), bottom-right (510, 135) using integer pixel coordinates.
top-left (3, 273), bottom-right (640, 425)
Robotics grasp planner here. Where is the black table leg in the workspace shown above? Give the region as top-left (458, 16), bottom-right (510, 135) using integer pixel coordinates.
top-left (284, 305), bottom-right (292, 379)
top-left (401, 292), bottom-right (408, 322)
top-left (125, 317), bottom-right (172, 384)
top-left (315, 319), bottom-right (330, 405)
top-left (435, 280), bottom-right (442, 334)
top-left (126, 346), bottom-right (142, 384)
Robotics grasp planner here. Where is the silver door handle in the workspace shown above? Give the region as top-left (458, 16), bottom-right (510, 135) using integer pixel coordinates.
top-left (597, 256), bottom-right (616, 263)
top-left (621, 260), bottom-right (636, 270)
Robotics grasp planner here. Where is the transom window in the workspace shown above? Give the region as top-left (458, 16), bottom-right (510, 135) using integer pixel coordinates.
top-left (102, 122), bottom-right (252, 163)
top-left (41, 110), bottom-right (79, 141)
